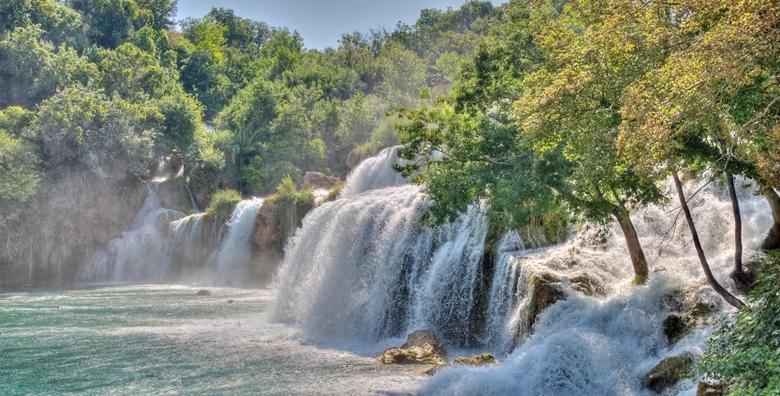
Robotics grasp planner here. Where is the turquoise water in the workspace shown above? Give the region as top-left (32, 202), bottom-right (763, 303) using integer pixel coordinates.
top-left (0, 285), bottom-right (422, 395)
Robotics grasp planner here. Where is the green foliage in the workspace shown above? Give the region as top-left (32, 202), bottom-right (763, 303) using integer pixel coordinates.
top-left (0, 25), bottom-right (98, 107)
top-left (0, 129), bottom-right (41, 229)
top-left (270, 176), bottom-right (314, 215)
top-left (205, 188), bottom-right (241, 222)
top-left (29, 85), bottom-right (157, 178)
top-left (700, 252), bottom-right (780, 394)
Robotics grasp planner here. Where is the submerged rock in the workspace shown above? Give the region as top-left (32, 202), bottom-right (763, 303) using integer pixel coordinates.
top-left (195, 289), bottom-right (211, 296)
top-left (663, 314), bottom-right (694, 345)
top-left (424, 353), bottom-right (497, 375)
top-left (642, 352), bottom-right (695, 392)
top-left (379, 329), bottom-right (447, 365)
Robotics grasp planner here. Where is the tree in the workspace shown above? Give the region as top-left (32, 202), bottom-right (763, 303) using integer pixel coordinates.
top-left (619, 0), bottom-right (780, 251)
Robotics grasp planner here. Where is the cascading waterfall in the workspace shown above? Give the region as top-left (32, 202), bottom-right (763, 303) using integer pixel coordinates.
top-left (215, 197), bottom-right (264, 285)
top-left (79, 185), bottom-right (183, 283)
top-left (339, 146), bottom-right (408, 197)
top-left (274, 147), bottom-right (489, 345)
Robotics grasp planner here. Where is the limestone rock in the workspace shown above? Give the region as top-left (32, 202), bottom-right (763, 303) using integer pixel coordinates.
top-left (379, 329), bottom-right (447, 365)
top-left (424, 353), bottom-right (497, 375)
top-left (401, 329), bottom-right (446, 357)
top-left (303, 172), bottom-right (340, 190)
top-left (642, 352), bottom-right (695, 392)
top-left (379, 344), bottom-right (444, 365)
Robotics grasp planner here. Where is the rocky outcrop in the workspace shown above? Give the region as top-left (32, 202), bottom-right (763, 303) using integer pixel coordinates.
top-left (195, 289), bottom-right (211, 296)
top-left (642, 352), bottom-right (695, 392)
top-left (303, 172), bottom-right (340, 190)
top-left (253, 197), bottom-right (314, 255)
top-left (527, 273), bottom-right (566, 329)
top-left (157, 176), bottom-right (192, 213)
top-left (424, 353), bottom-right (497, 375)
top-left (379, 329), bottom-right (447, 365)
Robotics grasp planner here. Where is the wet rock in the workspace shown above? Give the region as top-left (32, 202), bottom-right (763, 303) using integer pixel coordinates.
top-left (527, 273), bottom-right (566, 329)
top-left (663, 314), bottom-right (693, 345)
top-left (379, 329), bottom-right (447, 365)
top-left (570, 272), bottom-right (606, 296)
top-left (303, 172), bottom-right (340, 190)
top-left (195, 289), bottom-right (211, 296)
top-left (379, 344), bottom-right (445, 365)
top-left (401, 329), bottom-right (446, 357)
top-left (424, 353), bottom-right (497, 375)
top-left (226, 299), bottom-right (235, 304)
top-left (642, 352), bottom-right (695, 392)
top-left (696, 381), bottom-right (726, 396)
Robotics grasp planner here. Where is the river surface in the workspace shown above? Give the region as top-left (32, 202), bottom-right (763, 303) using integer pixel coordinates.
top-left (0, 285), bottom-right (423, 395)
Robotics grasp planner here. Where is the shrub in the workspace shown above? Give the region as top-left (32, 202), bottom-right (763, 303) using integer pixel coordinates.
top-left (206, 189), bottom-right (242, 222)
top-left (699, 251), bottom-right (780, 395)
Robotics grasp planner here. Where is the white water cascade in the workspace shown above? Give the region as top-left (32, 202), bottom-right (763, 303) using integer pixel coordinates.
top-left (80, 185), bottom-right (183, 283)
top-left (215, 197), bottom-right (264, 285)
top-left (274, 147), bottom-right (490, 345)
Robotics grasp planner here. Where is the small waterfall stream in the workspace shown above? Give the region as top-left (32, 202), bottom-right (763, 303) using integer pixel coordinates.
top-left (215, 197), bottom-right (264, 285)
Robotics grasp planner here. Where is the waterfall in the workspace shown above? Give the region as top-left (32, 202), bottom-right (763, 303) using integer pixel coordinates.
top-left (79, 186), bottom-right (183, 283)
top-left (274, 147), bottom-right (489, 345)
top-left (214, 197), bottom-right (264, 286)
top-left (339, 146), bottom-right (408, 197)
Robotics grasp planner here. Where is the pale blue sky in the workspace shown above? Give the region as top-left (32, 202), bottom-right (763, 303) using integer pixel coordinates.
top-left (176, 0), bottom-right (506, 50)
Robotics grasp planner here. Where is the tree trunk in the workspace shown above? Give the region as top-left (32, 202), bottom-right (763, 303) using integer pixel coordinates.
top-left (727, 173), bottom-right (753, 290)
top-left (761, 187), bottom-right (780, 250)
top-left (673, 173), bottom-right (746, 309)
top-left (613, 208), bottom-right (649, 285)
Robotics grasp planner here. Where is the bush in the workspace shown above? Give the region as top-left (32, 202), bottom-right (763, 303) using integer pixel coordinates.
top-left (699, 251), bottom-right (780, 395)
top-left (206, 189), bottom-right (242, 222)
top-left (270, 176), bottom-right (314, 214)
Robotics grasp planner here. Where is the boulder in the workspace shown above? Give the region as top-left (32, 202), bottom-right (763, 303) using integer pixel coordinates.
top-left (527, 273), bottom-right (566, 329)
top-left (303, 172), bottom-right (340, 190)
top-left (379, 344), bottom-right (444, 365)
top-left (424, 353), bottom-right (497, 375)
top-left (195, 289), bottom-right (211, 296)
top-left (642, 352), bottom-right (695, 392)
top-left (663, 314), bottom-right (694, 345)
top-left (401, 329), bottom-right (446, 357)
top-left (379, 329), bottom-right (447, 365)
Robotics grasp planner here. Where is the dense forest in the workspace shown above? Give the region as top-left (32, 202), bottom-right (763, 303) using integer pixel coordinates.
top-left (1, 0), bottom-right (778, 394)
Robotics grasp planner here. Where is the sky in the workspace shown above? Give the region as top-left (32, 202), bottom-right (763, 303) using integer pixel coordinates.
top-left (175, 0), bottom-right (506, 50)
